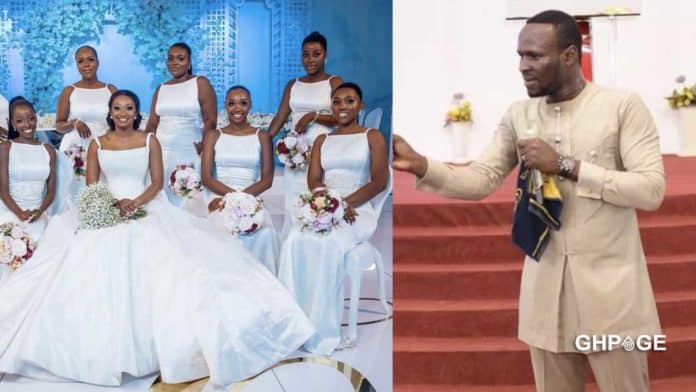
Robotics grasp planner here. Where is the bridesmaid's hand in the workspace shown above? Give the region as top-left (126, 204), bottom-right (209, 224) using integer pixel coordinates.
top-left (17, 209), bottom-right (34, 222)
top-left (116, 199), bottom-right (138, 218)
top-left (75, 120), bottom-right (92, 139)
top-left (294, 112), bottom-right (316, 134)
top-left (343, 203), bottom-right (358, 225)
top-left (208, 197), bottom-right (224, 213)
top-left (194, 141), bottom-right (203, 156)
top-left (27, 209), bottom-right (42, 223)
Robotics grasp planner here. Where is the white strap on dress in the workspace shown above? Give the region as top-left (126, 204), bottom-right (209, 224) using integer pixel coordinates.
top-left (145, 132), bottom-right (154, 149)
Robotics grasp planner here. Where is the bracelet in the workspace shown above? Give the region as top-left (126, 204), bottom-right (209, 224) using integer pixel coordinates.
top-left (311, 186), bottom-right (327, 193)
top-left (312, 112), bottom-right (319, 123)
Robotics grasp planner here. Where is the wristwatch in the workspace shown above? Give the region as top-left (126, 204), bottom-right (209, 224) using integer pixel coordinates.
top-left (558, 155), bottom-right (576, 177)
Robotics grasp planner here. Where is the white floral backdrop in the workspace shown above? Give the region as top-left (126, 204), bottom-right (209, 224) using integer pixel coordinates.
top-left (0, 0), bottom-right (309, 113)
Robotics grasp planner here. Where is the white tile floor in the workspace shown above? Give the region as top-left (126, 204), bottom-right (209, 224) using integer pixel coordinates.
top-left (0, 169), bottom-right (393, 392)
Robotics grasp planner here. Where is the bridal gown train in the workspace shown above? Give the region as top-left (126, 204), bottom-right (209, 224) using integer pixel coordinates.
top-left (0, 133), bottom-right (314, 391)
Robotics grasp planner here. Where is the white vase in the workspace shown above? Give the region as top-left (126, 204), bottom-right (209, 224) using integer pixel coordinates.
top-left (448, 121), bottom-right (473, 164)
top-left (678, 107), bottom-right (696, 156)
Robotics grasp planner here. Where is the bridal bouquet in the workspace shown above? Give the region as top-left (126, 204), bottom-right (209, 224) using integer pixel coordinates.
top-left (296, 188), bottom-right (345, 234)
top-left (77, 183), bottom-right (146, 230)
top-left (276, 131), bottom-right (310, 170)
top-left (219, 191), bottom-right (265, 235)
top-left (64, 143), bottom-right (86, 178)
top-left (169, 164), bottom-right (202, 198)
top-left (0, 222), bottom-right (37, 270)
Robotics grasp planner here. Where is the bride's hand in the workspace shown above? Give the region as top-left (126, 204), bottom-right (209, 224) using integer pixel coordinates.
top-left (208, 197), bottom-right (224, 213)
top-left (116, 199), bottom-right (138, 218)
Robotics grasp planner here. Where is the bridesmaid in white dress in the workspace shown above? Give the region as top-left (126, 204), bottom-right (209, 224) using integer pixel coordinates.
top-left (0, 98), bottom-right (57, 278)
top-left (54, 46), bottom-right (117, 204)
top-left (0, 90), bottom-right (314, 391)
top-left (201, 85), bottom-right (279, 274)
top-left (267, 31), bottom-right (344, 237)
top-left (277, 83), bottom-right (389, 355)
top-left (145, 42), bottom-right (217, 209)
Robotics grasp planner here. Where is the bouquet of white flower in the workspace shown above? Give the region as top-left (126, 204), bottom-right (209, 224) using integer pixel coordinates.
top-left (296, 188), bottom-right (345, 234)
top-left (276, 131), bottom-right (310, 170)
top-left (169, 163), bottom-right (202, 198)
top-left (219, 191), bottom-right (265, 236)
top-left (0, 222), bottom-right (37, 270)
top-left (77, 183), bottom-right (146, 230)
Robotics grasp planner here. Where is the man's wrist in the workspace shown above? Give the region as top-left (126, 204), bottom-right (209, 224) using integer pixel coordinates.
top-left (558, 154), bottom-right (576, 177)
top-left (414, 154), bottom-right (428, 178)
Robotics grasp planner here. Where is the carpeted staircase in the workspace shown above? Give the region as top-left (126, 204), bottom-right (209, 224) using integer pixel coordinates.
top-left (393, 156), bottom-right (696, 391)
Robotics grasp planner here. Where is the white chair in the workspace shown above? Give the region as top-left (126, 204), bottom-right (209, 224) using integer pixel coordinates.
top-left (362, 107), bottom-right (383, 130)
top-left (342, 166), bottom-right (392, 347)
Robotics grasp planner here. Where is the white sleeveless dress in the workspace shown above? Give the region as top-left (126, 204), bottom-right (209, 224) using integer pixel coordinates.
top-left (155, 77), bottom-right (203, 207)
top-left (0, 134), bottom-right (314, 391)
top-left (207, 129), bottom-right (279, 274)
top-left (58, 85), bottom-right (111, 152)
top-left (277, 130), bottom-right (387, 355)
top-left (0, 143), bottom-right (51, 260)
top-left (282, 77), bottom-right (335, 237)
top-left (58, 85), bottom-right (112, 205)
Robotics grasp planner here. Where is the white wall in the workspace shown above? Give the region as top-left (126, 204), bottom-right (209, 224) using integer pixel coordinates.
top-left (394, 0), bottom-right (696, 160)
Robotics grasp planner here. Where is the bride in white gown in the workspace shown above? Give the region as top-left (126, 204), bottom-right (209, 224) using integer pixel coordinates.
top-left (0, 90), bottom-right (314, 391)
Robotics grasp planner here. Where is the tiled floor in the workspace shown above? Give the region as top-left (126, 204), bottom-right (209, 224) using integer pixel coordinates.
top-left (0, 170), bottom-right (393, 392)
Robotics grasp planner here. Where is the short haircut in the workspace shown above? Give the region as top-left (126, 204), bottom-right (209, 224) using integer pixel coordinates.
top-left (332, 82), bottom-right (363, 101)
top-left (527, 10), bottom-right (582, 64)
top-left (302, 31), bottom-right (327, 51)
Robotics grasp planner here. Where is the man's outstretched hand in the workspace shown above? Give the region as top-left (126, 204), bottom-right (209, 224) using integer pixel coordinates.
top-left (392, 134), bottom-right (428, 177)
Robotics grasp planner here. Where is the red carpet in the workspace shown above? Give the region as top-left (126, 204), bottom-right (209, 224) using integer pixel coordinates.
top-left (393, 155), bottom-right (696, 391)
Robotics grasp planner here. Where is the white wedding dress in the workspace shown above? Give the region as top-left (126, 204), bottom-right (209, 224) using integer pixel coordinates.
top-left (0, 134), bottom-right (314, 391)
top-left (207, 129), bottom-right (279, 275)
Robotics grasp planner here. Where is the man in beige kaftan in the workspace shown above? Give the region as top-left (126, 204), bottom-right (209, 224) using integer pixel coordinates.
top-left (393, 10), bottom-right (664, 392)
